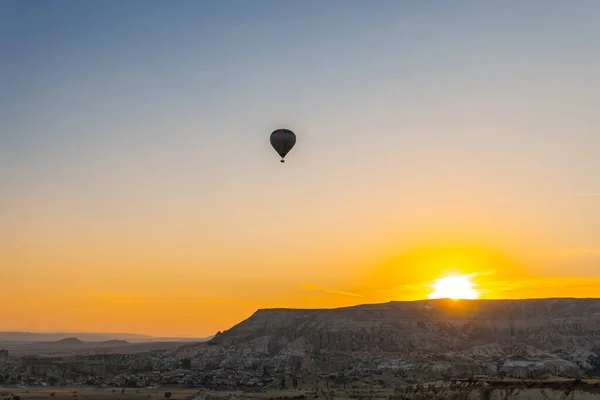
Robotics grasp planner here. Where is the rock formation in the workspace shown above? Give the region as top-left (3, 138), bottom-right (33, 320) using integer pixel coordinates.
top-left (172, 298), bottom-right (600, 380)
top-left (2, 298), bottom-right (600, 387)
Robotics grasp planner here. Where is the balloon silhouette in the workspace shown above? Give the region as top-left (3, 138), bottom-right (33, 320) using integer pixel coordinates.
top-left (270, 128), bottom-right (296, 163)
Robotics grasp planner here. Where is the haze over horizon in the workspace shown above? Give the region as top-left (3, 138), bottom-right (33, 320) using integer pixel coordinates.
top-left (2, 0), bottom-right (600, 337)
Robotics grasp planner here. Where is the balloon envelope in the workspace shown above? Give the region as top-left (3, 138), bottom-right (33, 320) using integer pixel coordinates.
top-left (270, 128), bottom-right (296, 161)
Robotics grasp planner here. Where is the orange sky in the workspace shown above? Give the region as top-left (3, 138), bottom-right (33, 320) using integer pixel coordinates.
top-left (2, 237), bottom-right (600, 337)
top-left (2, 2), bottom-right (600, 338)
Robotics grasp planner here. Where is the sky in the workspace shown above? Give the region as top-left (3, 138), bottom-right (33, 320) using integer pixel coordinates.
top-left (1, 0), bottom-right (600, 337)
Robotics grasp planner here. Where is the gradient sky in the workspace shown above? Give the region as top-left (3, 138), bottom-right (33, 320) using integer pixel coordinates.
top-left (1, 0), bottom-right (600, 337)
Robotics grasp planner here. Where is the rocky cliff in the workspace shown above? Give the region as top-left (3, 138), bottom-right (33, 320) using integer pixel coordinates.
top-left (173, 298), bottom-right (600, 380)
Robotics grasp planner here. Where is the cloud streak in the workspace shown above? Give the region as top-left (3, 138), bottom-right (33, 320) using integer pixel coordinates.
top-left (201, 299), bottom-right (274, 308)
top-left (575, 192), bottom-right (600, 197)
top-left (537, 247), bottom-right (600, 260)
top-left (300, 284), bottom-right (364, 298)
top-left (478, 276), bottom-right (600, 298)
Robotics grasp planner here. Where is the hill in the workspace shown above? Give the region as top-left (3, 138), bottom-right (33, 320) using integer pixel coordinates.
top-left (54, 337), bottom-right (85, 345)
top-left (172, 298), bottom-right (600, 380)
top-left (0, 331), bottom-right (208, 343)
top-left (3, 298), bottom-right (600, 388)
top-left (0, 336), bottom-right (209, 358)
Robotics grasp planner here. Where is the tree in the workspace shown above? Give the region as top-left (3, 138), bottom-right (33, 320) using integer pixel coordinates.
top-left (181, 358), bottom-right (192, 369)
top-left (124, 379), bottom-right (137, 388)
top-left (589, 354), bottom-right (600, 376)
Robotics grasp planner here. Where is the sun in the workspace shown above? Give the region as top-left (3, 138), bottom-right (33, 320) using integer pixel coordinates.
top-left (427, 274), bottom-right (479, 300)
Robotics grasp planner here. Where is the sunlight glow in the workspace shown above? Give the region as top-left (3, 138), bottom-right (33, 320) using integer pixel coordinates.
top-left (428, 274), bottom-right (480, 300)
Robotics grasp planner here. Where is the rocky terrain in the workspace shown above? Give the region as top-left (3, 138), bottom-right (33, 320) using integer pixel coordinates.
top-left (1, 298), bottom-right (600, 393)
top-left (171, 298), bottom-right (600, 381)
top-left (390, 380), bottom-right (600, 399)
top-left (0, 332), bottom-right (208, 343)
top-left (0, 337), bottom-right (187, 358)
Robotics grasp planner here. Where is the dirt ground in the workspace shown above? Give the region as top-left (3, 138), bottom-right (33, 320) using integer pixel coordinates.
top-left (4, 387), bottom-right (199, 400)
top-left (0, 387), bottom-right (393, 400)
top-left (3, 380), bottom-right (599, 400)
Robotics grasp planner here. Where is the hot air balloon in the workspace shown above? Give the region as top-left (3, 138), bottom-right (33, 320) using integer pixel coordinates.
top-left (270, 128), bottom-right (296, 163)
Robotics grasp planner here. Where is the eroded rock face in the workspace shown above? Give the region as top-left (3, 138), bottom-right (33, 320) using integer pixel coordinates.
top-left (4, 299), bottom-right (600, 385)
top-left (171, 298), bottom-right (600, 379)
top-left (391, 380), bottom-right (600, 399)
